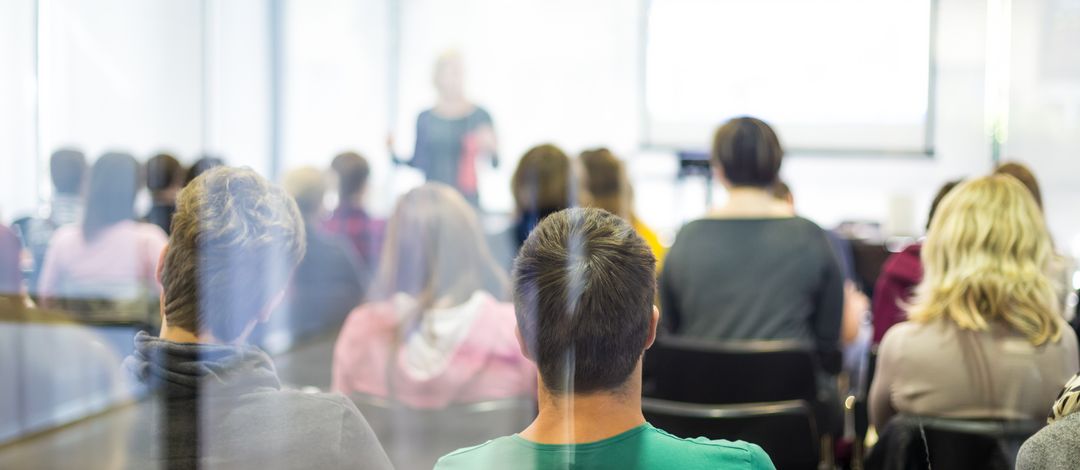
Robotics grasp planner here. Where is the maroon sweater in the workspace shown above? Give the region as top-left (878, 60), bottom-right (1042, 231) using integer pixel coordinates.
top-left (872, 244), bottom-right (923, 344)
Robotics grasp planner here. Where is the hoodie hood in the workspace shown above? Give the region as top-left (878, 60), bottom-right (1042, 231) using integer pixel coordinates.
top-left (125, 331), bottom-right (281, 399)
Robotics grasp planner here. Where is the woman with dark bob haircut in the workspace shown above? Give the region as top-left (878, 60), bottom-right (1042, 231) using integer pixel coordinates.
top-left (659, 116), bottom-right (845, 428)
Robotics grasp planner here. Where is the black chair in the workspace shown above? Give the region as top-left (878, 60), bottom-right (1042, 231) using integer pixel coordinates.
top-left (866, 415), bottom-right (1044, 470)
top-left (350, 394), bottom-right (536, 470)
top-left (643, 337), bottom-right (836, 466)
top-left (643, 337), bottom-right (822, 405)
top-left (643, 397), bottom-right (820, 470)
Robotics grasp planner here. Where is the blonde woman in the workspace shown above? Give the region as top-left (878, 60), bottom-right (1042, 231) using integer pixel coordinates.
top-left (332, 183), bottom-right (534, 408)
top-left (869, 175), bottom-right (1079, 430)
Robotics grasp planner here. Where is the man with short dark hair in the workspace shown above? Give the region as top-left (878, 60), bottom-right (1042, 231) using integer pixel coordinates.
top-left (435, 208), bottom-right (774, 469)
top-left (125, 166), bottom-right (392, 469)
top-left (324, 151), bottom-right (385, 271)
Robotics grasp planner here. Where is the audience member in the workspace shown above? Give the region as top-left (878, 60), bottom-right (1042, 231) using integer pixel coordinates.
top-left (994, 160), bottom-right (1075, 319)
top-left (324, 151), bottom-right (385, 272)
top-left (869, 175), bottom-right (1078, 430)
top-left (491, 143), bottom-right (579, 270)
top-left (1016, 374), bottom-right (1080, 470)
top-left (435, 208), bottom-right (774, 469)
top-left (17, 149), bottom-right (87, 293)
top-left (871, 179), bottom-right (961, 344)
top-left (48, 148), bottom-right (88, 226)
top-left (579, 147), bottom-right (667, 268)
top-left (271, 167), bottom-right (367, 343)
top-left (659, 117), bottom-right (843, 357)
top-left (773, 180), bottom-right (868, 348)
top-left (143, 153), bottom-right (183, 234)
top-left (0, 224), bottom-right (23, 299)
top-left (183, 155), bottom-right (224, 186)
top-left (37, 153), bottom-right (167, 309)
top-left (124, 166), bottom-right (392, 469)
top-left (332, 183), bottom-right (532, 408)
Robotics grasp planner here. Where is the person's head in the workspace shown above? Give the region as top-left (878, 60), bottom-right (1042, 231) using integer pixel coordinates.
top-left (160, 166), bottom-right (306, 343)
top-left (184, 156), bottom-right (225, 186)
top-left (370, 183), bottom-right (508, 310)
top-left (994, 161), bottom-right (1043, 210)
top-left (50, 148), bottom-right (87, 195)
top-left (146, 153), bottom-right (183, 202)
top-left (925, 179), bottom-right (963, 230)
top-left (283, 167), bottom-right (327, 222)
top-left (83, 152), bottom-right (140, 241)
top-left (771, 180), bottom-right (795, 212)
top-left (433, 51), bottom-right (465, 100)
top-left (512, 144), bottom-right (577, 217)
top-left (579, 148), bottom-right (632, 219)
top-left (909, 174), bottom-right (1061, 346)
top-left (513, 208), bottom-right (659, 396)
top-left (330, 151), bottom-right (370, 206)
top-left (711, 116), bottom-right (784, 188)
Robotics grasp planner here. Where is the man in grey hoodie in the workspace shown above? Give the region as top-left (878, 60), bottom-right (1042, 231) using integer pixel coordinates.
top-left (124, 166), bottom-right (392, 470)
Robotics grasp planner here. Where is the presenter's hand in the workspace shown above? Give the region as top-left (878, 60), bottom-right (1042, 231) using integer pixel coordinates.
top-left (386, 133), bottom-right (404, 165)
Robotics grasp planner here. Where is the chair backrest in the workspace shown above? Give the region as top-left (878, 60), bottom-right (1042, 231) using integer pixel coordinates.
top-left (643, 336), bottom-right (819, 405)
top-left (350, 394), bottom-right (536, 470)
top-left (867, 415), bottom-right (1043, 470)
top-left (643, 397), bottom-right (820, 470)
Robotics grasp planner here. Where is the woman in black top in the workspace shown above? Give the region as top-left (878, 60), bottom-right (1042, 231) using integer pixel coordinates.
top-left (391, 52), bottom-right (497, 206)
top-left (659, 117), bottom-right (844, 359)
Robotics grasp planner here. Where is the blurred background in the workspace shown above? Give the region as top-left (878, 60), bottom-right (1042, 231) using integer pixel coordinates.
top-left (1, 0), bottom-right (1079, 468)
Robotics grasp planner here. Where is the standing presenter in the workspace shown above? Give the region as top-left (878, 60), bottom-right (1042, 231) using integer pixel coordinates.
top-left (390, 52), bottom-right (498, 206)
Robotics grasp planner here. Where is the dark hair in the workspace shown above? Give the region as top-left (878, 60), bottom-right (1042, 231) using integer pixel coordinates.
top-left (712, 116), bottom-right (784, 187)
top-left (50, 149), bottom-right (87, 195)
top-left (927, 179), bottom-right (963, 230)
top-left (512, 144), bottom-right (576, 214)
top-left (513, 207), bottom-right (656, 394)
top-left (162, 167), bottom-right (306, 341)
top-left (82, 153), bottom-right (140, 241)
top-left (994, 162), bottom-right (1043, 210)
top-left (184, 156), bottom-right (225, 186)
top-left (146, 153), bottom-right (183, 192)
top-left (771, 180), bottom-right (792, 201)
top-left (331, 152), bottom-right (371, 201)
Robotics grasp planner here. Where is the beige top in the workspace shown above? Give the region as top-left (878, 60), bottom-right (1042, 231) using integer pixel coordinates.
top-left (870, 319), bottom-right (1078, 430)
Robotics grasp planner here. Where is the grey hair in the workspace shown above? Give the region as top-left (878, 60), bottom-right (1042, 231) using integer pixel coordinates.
top-left (160, 166), bottom-right (306, 341)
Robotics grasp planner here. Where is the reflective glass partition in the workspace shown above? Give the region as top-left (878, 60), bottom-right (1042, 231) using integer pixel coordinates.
top-left (0, 0), bottom-right (1079, 469)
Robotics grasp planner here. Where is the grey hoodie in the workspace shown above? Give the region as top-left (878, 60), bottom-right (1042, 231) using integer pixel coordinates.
top-left (125, 331), bottom-right (393, 470)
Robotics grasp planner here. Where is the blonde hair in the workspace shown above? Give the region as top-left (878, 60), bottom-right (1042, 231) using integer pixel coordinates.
top-left (907, 174), bottom-right (1061, 345)
top-left (282, 166), bottom-right (326, 218)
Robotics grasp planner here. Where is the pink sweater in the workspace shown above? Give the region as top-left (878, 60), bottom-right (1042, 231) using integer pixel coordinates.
top-left (37, 221), bottom-right (167, 302)
top-left (332, 291), bottom-right (535, 409)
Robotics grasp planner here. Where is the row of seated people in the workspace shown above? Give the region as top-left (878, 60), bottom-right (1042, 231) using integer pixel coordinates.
top-left (3, 116), bottom-right (1078, 469)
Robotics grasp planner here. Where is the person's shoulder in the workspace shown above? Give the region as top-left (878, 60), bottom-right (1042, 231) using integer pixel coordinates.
top-left (50, 224), bottom-right (80, 242)
top-left (1017, 413), bottom-right (1080, 470)
top-left (434, 435), bottom-right (514, 469)
top-left (646, 427), bottom-right (775, 468)
top-left (472, 106), bottom-right (493, 120)
top-left (878, 320), bottom-right (921, 357)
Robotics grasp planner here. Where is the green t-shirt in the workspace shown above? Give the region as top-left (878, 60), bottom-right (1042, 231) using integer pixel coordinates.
top-left (434, 423), bottom-right (775, 470)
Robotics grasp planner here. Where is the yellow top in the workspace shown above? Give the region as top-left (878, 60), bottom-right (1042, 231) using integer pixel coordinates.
top-left (632, 217), bottom-right (667, 272)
